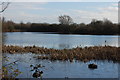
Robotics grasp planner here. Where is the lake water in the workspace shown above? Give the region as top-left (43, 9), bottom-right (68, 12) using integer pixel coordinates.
top-left (4, 32), bottom-right (119, 49)
top-left (3, 53), bottom-right (119, 78)
top-left (3, 32), bottom-right (120, 78)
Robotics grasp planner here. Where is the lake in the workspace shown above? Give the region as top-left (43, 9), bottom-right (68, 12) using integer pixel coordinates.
top-left (4, 32), bottom-right (119, 49)
top-left (3, 32), bottom-right (120, 78)
top-left (3, 53), bottom-right (119, 78)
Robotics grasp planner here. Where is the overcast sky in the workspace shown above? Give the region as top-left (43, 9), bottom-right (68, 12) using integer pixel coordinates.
top-left (2, 2), bottom-right (118, 24)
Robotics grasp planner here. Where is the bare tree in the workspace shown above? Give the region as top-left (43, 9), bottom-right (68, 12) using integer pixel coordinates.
top-left (0, 2), bottom-right (10, 45)
top-left (0, 2), bottom-right (10, 13)
top-left (58, 15), bottom-right (73, 25)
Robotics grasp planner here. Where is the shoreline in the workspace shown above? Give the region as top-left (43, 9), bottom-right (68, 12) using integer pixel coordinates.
top-left (2, 45), bottom-right (120, 62)
top-left (3, 31), bottom-right (120, 36)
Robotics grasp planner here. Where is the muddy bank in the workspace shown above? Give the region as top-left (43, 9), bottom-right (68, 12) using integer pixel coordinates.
top-left (2, 45), bottom-right (120, 62)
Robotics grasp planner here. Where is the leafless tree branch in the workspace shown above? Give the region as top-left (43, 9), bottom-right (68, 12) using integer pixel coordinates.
top-left (0, 2), bottom-right (10, 13)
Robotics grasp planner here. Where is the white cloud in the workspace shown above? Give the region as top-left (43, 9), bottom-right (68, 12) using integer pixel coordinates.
top-left (112, 3), bottom-right (118, 7)
top-left (3, 10), bottom-right (59, 23)
top-left (2, 2), bottom-right (47, 22)
top-left (6, 2), bottom-right (46, 11)
top-left (99, 6), bottom-right (118, 12)
top-left (70, 5), bottom-right (118, 23)
top-left (2, 2), bottom-right (118, 24)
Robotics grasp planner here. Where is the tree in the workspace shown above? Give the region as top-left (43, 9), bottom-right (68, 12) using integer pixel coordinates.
top-left (0, 2), bottom-right (10, 32)
top-left (0, 2), bottom-right (22, 79)
top-left (58, 15), bottom-right (73, 25)
top-left (0, 2), bottom-right (10, 13)
top-left (103, 18), bottom-right (112, 24)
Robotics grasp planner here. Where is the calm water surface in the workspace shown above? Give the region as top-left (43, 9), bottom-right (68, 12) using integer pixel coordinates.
top-left (4, 32), bottom-right (119, 49)
top-left (3, 32), bottom-right (120, 78)
top-left (3, 53), bottom-right (118, 78)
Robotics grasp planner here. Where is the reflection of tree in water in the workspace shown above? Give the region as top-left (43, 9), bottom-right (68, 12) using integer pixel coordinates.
top-left (59, 44), bottom-right (70, 49)
top-left (58, 35), bottom-right (71, 49)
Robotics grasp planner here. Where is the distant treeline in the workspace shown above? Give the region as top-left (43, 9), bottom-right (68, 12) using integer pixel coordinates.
top-left (2, 17), bottom-right (120, 35)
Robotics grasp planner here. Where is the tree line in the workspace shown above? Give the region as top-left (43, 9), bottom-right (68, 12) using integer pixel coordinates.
top-left (2, 15), bottom-right (120, 35)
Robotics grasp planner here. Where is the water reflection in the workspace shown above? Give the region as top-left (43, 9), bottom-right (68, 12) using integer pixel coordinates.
top-left (3, 53), bottom-right (118, 78)
top-left (58, 44), bottom-right (70, 49)
top-left (4, 32), bottom-right (119, 49)
top-left (58, 34), bottom-right (71, 49)
top-left (3, 32), bottom-right (119, 78)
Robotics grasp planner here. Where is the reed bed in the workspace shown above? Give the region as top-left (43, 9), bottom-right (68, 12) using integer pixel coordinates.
top-left (2, 45), bottom-right (120, 62)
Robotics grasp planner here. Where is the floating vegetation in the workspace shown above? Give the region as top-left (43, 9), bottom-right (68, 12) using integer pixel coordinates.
top-left (2, 45), bottom-right (120, 62)
top-left (30, 64), bottom-right (44, 78)
top-left (88, 63), bottom-right (97, 69)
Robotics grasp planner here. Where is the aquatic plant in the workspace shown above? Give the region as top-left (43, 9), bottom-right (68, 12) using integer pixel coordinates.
top-left (2, 45), bottom-right (120, 62)
top-left (2, 56), bottom-right (22, 79)
top-left (30, 64), bottom-right (44, 78)
top-left (88, 63), bottom-right (97, 69)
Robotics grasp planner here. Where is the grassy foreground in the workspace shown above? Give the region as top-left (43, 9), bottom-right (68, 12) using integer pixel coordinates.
top-left (2, 45), bottom-right (120, 62)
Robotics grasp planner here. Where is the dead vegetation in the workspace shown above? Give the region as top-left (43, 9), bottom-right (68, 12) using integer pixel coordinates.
top-left (2, 45), bottom-right (120, 62)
